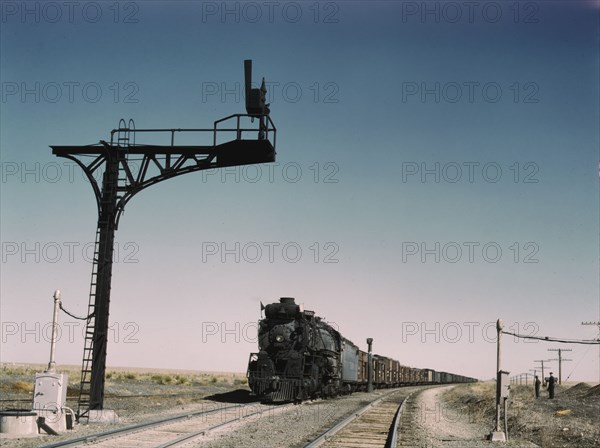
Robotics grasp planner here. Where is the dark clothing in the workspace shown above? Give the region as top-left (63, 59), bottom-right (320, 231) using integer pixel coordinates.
top-left (534, 378), bottom-right (541, 399)
top-left (547, 375), bottom-right (556, 399)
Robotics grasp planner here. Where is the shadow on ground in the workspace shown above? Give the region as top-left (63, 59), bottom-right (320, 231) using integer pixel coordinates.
top-left (204, 389), bottom-right (261, 404)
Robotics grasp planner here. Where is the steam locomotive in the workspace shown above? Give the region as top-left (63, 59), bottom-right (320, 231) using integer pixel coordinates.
top-left (247, 297), bottom-right (476, 403)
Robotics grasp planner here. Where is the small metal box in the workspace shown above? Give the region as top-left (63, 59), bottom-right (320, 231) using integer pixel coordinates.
top-left (33, 373), bottom-right (68, 411)
top-left (497, 370), bottom-right (510, 399)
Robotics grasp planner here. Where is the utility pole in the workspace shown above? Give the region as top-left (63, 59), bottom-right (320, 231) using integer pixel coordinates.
top-left (496, 320), bottom-right (502, 435)
top-left (534, 359), bottom-right (552, 386)
top-left (490, 319), bottom-right (508, 442)
top-left (548, 348), bottom-right (573, 385)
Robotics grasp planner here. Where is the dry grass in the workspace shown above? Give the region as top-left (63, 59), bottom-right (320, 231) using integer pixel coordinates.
top-left (1, 363), bottom-right (248, 396)
top-left (441, 381), bottom-right (600, 447)
top-left (102, 370), bottom-right (246, 387)
top-left (442, 381), bottom-right (496, 424)
top-left (12, 381), bottom-right (34, 393)
top-left (151, 374), bottom-right (174, 385)
top-left (1, 365), bottom-right (39, 377)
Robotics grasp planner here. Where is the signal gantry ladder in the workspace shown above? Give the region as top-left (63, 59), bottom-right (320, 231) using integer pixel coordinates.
top-left (77, 119), bottom-right (135, 418)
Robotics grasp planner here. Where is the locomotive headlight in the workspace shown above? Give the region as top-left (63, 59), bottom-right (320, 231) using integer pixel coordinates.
top-left (275, 335), bottom-right (284, 342)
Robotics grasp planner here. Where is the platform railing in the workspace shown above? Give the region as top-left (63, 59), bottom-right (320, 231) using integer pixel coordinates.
top-left (109, 114), bottom-right (276, 149)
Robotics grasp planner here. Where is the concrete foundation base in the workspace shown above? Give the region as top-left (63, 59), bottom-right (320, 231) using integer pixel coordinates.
top-left (0, 410), bottom-right (39, 437)
top-left (489, 431), bottom-right (507, 442)
top-left (1, 409), bottom-right (74, 437)
top-left (86, 410), bottom-right (119, 424)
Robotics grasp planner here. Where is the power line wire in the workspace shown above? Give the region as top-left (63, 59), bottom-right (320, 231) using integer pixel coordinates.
top-left (59, 302), bottom-right (94, 321)
top-left (564, 345), bottom-right (593, 382)
top-left (501, 330), bottom-right (600, 345)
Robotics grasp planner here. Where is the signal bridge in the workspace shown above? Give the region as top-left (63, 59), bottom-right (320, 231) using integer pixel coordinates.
top-left (51, 60), bottom-right (275, 419)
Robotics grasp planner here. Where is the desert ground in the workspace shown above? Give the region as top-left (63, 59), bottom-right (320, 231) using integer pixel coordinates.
top-left (1, 363), bottom-right (598, 447)
top-left (430, 381), bottom-right (600, 447)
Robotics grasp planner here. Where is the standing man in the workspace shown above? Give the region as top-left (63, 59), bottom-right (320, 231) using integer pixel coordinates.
top-left (534, 375), bottom-right (541, 399)
top-left (547, 372), bottom-right (556, 399)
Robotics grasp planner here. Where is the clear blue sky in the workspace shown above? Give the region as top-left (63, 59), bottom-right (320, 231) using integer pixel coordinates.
top-left (1, 1), bottom-right (598, 382)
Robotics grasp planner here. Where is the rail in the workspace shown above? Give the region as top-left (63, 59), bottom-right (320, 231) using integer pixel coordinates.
top-left (303, 389), bottom-right (402, 448)
top-left (38, 404), bottom-right (242, 448)
top-left (39, 401), bottom-right (294, 448)
top-left (388, 390), bottom-right (415, 448)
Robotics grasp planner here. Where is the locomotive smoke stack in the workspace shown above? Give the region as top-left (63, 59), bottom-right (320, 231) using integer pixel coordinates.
top-left (280, 297), bottom-right (295, 304)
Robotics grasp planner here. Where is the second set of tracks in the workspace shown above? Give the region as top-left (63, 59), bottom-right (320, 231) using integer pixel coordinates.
top-left (39, 386), bottom-right (432, 448)
top-left (39, 402), bottom-right (294, 448)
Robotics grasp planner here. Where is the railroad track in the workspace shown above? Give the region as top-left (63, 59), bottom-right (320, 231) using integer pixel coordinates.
top-left (394, 389), bottom-right (425, 447)
top-left (0, 392), bottom-right (199, 403)
top-left (39, 402), bottom-right (295, 448)
top-left (304, 388), bottom-right (422, 448)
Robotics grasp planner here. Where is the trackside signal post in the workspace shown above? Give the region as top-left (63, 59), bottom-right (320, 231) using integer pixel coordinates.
top-left (367, 338), bottom-right (373, 392)
top-left (51, 60), bottom-right (276, 420)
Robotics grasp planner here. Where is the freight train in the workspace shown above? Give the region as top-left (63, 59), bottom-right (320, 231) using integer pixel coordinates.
top-left (247, 297), bottom-right (476, 402)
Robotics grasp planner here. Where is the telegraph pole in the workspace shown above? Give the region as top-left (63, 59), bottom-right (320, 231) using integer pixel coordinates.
top-left (534, 360), bottom-right (552, 386)
top-left (495, 320), bottom-right (502, 435)
top-left (489, 319), bottom-right (508, 442)
top-left (581, 321), bottom-right (600, 326)
top-left (548, 348), bottom-right (573, 385)
top-left (581, 321), bottom-right (600, 338)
